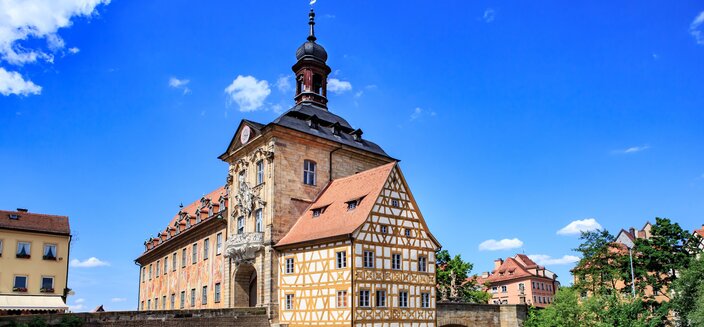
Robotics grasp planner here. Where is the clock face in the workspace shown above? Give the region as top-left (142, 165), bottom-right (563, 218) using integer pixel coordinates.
top-left (240, 125), bottom-right (251, 144)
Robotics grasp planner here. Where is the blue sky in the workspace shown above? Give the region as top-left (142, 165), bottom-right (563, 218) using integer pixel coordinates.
top-left (1, 0), bottom-right (703, 311)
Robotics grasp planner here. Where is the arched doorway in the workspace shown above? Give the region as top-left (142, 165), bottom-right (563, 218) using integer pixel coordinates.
top-left (233, 263), bottom-right (257, 307)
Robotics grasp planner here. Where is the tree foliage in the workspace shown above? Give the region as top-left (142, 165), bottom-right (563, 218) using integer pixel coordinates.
top-left (672, 254), bottom-right (704, 327)
top-left (435, 249), bottom-right (490, 303)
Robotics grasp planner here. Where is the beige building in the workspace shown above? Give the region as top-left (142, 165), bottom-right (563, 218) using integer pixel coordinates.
top-left (136, 9), bottom-right (441, 326)
top-left (0, 209), bottom-right (71, 315)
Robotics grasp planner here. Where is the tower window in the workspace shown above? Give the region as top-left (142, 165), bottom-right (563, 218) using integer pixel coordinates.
top-left (312, 74), bottom-right (323, 94)
top-left (303, 160), bottom-right (316, 185)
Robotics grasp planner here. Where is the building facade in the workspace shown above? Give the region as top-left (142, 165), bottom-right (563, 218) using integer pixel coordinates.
top-left (135, 187), bottom-right (229, 311)
top-left (474, 254), bottom-right (559, 308)
top-left (136, 9), bottom-right (441, 326)
top-left (0, 209), bottom-right (71, 315)
top-left (275, 163), bottom-right (440, 326)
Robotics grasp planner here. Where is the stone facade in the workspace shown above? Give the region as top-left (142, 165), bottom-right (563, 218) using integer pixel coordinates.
top-left (220, 125), bottom-right (393, 324)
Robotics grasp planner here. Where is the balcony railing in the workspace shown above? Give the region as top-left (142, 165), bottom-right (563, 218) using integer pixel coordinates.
top-left (225, 232), bottom-right (263, 265)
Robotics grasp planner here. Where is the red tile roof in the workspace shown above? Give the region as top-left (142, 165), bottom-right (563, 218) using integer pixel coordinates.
top-left (472, 254), bottom-right (556, 285)
top-left (276, 162), bottom-right (397, 247)
top-left (142, 185), bottom-right (227, 254)
top-left (0, 210), bottom-right (70, 235)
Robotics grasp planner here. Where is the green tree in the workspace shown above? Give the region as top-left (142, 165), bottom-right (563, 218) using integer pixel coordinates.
top-left (435, 249), bottom-right (489, 303)
top-left (631, 218), bottom-right (697, 301)
top-left (572, 229), bottom-right (625, 296)
top-left (672, 254), bottom-right (704, 326)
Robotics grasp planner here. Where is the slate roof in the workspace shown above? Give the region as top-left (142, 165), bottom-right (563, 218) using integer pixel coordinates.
top-left (271, 103), bottom-right (390, 158)
top-left (276, 162), bottom-right (397, 247)
top-left (0, 210), bottom-right (70, 235)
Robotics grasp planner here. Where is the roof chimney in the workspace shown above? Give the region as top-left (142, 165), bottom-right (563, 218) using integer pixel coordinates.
top-left (494, 258), bottom-right (504, 270)
top-left (17, 208), bottom-right (28, 212)
top-left (629, 227), bottom-right (636, 237)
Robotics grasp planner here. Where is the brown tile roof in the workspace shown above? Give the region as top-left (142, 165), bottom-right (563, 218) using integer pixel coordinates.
top-left (0, 210), bottom-right (70, 235)
top-left (276, 162), bottom-right (397, 247)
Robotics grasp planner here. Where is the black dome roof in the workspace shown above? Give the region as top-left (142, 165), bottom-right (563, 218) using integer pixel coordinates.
top-left (296, 41), bottom-right (328, 62)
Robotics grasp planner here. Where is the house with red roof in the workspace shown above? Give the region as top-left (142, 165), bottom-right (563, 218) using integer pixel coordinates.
top-left (473, 254), bottom-right (559, 308)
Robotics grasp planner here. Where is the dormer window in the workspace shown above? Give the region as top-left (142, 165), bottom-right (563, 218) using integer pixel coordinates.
top-left (331, 123), bottom-right (341, 136)
top-left (346, 200), bottom-right (358, 211)
top-left (219, 199), bottom-right (226, 212)
top-left (351, 129), bottom-right (363, 142)
top-left (9, 214), bottom-right (19, 220)
top-left (307, 115), bottom-right (319, 129)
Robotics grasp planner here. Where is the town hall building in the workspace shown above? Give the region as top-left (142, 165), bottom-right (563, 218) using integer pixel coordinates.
top-left (136, 9), bottom-right (441, 326)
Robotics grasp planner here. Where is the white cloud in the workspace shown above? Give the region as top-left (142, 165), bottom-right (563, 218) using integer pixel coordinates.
top-left (691, 11), bottom-right (704, 45)
top-left (168, 77), bottom-right (191, 94)
top-left (275, 75), bottom-right (292, 93)
top-left (0, 67), bottom-right (42, 96)
top-left (411, 107), bottom-right (423, 120)
top-left (68, 47), bottom-right (80, 54)
top-left (70, 257), bottom-right (110, 268)
top-left (528, 254), bottom-right (580, 266)
top-left (224, 75), bottom-right (271, 112)
top-left (111, 297), bottom-right (126, 303)
top-left (483, 9), bottom-right (496, 23)
top-left (0, 0), bottom-right (109, 96)
top-left (557, 218), bottom-right (603, 235)
top-left (75, 298), bottom-right (85, 304)
top-left (410, 107), bottom-right (437, 121)
top-left (612, 145), bottom-right (650, 154)
top-left (327, 78), bottom-right (352, 94)
top-left (354, 90), bottom-right (364, 98)
top-left (478, 238), bottom-right (524, 251)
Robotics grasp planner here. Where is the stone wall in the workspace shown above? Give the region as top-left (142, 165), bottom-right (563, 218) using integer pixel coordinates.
top-left (437, 303), bottom-right (527, 327)
top-left (0, 308), bottom-right (268, 327)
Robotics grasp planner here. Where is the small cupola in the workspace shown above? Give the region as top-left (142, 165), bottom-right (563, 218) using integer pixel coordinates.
top-left (293, 9), bottom-right (332, 109)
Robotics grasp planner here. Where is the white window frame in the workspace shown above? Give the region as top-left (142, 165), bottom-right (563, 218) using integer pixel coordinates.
top-left (285, 294), bottom-right (294, 310)
top-left (399, 291), bottom-right (408, 308)
top-left (285, 258), bottom-right (295, 274)
top-left (303, 160), bottom-right (316, 185)
top-left (203, 238), bottom-right (210, 260)
top-left (192, 243), bottom-right (197, 264)
top-left (215, 283), bottom-right (221, 303)
top-left (190, 288), bottom-right (196, 307)
top-left (256, 160), bottom-right (264, 185)
top-left (180, 291), bottom-right (185, 309)
top-left (418, 256), bottom-right (427, 272)
top-left (16, 241), bottom-right (31, 258)
top-left (181, 248), bottom-right (187, 267)
top-left (39, 276), bottom-right (56, 290)
top-left (202, 286), bottom-right (208, 305)
top-left (363, 251), bottom-right (374, 268)
top-left (43, 243), bottom-right (57, 260)
top-left (172, 253), bottom-right (177, 271)
top-left (376, 289), bottom-right (386, 307)
top-left (359, 290), bottom-right (370, 307)
top-left (421, 293), bottom-right (430, 308)
top-left (237, 216), bottom-right (245, 234)
top-left (163, 257), bottom-right (168, 274)
top-left (392, 253), bottom-right (401, 270)
top-left (255, 209), bottom-right (263, 233)
top-left (336, 251), bottom-right (347, 269)
top-left (216, 233), bottom-right (223, 255)
top-left (336, 290), bottom-right (347, 308)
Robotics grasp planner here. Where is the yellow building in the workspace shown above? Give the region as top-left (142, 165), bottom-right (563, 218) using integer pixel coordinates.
top-left (135, 186), bottom-right (229, 311)
top-left (0, 209), bottom-right (71, 315)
